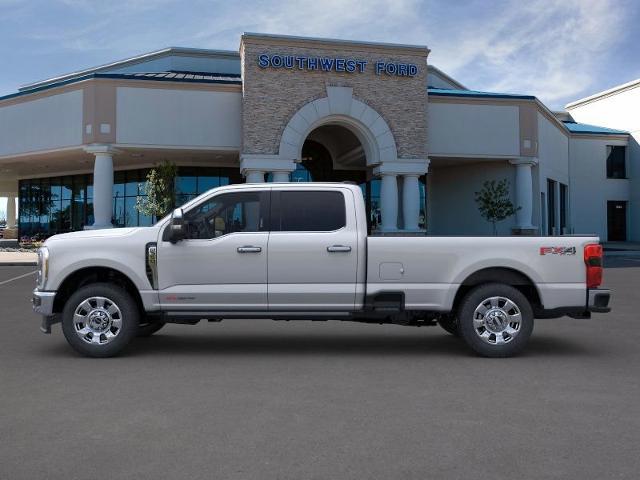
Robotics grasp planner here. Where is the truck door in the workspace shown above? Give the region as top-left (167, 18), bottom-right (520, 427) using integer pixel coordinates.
top-left (267, 187), bottom-right (358, 310)
top-left (157, 189), bottom-right (270, 311)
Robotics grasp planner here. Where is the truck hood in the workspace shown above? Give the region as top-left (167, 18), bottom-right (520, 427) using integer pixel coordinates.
top-left (45, 227), bottom-right (152, 245)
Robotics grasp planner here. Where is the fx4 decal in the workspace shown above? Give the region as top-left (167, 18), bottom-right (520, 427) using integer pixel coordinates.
top-left (540, 246), bottom-right (576, 256)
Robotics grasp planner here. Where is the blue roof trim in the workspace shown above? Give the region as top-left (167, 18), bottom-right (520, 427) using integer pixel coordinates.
top-left (0, 72), bottom-right (242, 102)
top-left (428, 87), bottom-right (536, 100)
top-left (562, 121), bottom-right (628, 135)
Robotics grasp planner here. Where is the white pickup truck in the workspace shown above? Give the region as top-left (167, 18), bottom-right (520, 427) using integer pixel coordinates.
top-left (33, 182), bottom-right (610, 358)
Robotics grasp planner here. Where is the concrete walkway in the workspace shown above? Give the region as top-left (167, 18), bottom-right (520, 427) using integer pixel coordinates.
top-left (0, 252), bottom-right (38, 266)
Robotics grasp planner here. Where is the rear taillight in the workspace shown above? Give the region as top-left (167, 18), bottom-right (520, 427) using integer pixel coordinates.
top-left (584, 244), bottom-right (603, 289)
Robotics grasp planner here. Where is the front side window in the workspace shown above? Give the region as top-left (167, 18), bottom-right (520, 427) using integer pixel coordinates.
top-left (183, 191), bottom-right (269, 240)
top-left (606, 146), bottom-right (626, 179)
top-left (276, 191), bottom-right (346, 232)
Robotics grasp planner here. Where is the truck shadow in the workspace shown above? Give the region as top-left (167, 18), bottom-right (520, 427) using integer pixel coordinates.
top-left (110, 332), bottom-right (597, 358)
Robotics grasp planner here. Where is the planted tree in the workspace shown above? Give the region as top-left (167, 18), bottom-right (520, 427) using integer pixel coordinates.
top-left (474, 179), bottom-right (520, 235)
top-left (135, 161), bottom-right (178, 220)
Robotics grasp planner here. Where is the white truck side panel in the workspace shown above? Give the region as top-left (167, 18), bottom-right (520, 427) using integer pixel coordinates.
top-left (366, 236), bottom-right (595, 310)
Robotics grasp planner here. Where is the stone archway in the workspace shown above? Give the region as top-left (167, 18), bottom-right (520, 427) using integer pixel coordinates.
top-left (278, 86), bottom-right (398, 167)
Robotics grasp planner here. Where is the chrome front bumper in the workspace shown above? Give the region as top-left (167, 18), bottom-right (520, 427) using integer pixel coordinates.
top-left (32, 289), bottom-right (58, 333)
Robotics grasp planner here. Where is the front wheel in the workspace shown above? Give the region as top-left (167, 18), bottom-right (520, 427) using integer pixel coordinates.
top-left (61, 283), bottom-right (139, 358)
top-left (457, 283), bottom-right (534, 357)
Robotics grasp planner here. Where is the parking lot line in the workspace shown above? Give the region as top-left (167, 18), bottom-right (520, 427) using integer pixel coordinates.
top-left (0, 270), bottom-right (37, 287)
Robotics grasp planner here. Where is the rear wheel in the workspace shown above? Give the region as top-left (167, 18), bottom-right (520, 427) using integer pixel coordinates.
top-left (61, 283), bottom-right (139, 358)
top-left (457, 283), bottom-right (533, 357)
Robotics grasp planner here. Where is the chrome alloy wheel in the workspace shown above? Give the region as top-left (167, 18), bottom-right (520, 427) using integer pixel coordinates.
top-left (73, 296), bottom-right (123, 345)
top-left (472, 296), bottom-right (522, 345)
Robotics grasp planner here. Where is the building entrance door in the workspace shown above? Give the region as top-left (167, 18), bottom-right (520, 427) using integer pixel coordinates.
top-left (607, 201), bottom-right (627, 241)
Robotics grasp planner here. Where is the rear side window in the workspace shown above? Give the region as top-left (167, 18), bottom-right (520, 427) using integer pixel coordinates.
top-left (277, 191), bottom-right (346, 232)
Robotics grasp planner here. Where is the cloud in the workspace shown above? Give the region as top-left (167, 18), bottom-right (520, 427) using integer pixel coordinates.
top-left (2, 0), bottom-right (636, 108)
top-left (430, 0), bottom-right (631, 107)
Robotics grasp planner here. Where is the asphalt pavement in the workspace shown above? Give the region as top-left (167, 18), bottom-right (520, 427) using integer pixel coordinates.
top-left (1, 259), bottom-right (639, 480)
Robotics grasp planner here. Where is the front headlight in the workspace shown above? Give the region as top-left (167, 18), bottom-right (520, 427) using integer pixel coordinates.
top-left (37, 247), bottom-right (49, 290)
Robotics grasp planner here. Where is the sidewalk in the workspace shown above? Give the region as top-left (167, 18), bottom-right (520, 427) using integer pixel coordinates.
top-left (0, 251), bottom-right (38, 266)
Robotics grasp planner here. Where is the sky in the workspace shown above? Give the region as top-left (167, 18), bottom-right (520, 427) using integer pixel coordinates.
top-left (0, 0), bottom-right (639, 215)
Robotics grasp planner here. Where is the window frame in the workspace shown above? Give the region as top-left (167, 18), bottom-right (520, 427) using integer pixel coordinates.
top-left (606, 145), bottom-right (627, 179)
top-left (170, 189), bottom-right (271, 242)
top-left (270, 189), bottom-right (348, 233)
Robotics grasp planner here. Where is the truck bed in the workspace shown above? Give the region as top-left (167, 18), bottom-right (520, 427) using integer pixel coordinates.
top-left (366, 235), bottom-right (597, 311)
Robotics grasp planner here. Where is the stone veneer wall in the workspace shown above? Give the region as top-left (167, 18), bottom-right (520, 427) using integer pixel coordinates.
top-left (240, 36), bottom-right (429, 160)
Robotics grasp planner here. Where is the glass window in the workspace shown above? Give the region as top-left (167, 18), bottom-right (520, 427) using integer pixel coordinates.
top-left (547, 179), bottom-right (556, 236)
top-left (606, 146), bottom-right (626, 179)
top-left (197, 176), bottom-right (218, 194)
top-left (113, 197), bottom-right (125, 228)
top-left (61, 177), bottom-right (73, 200)
top-left (125, 197), bottom-right (138, 227)
top-left (176, 174), bottom-right (197, 196)
top-left (278, 191), bottom-right (346, 232)
top-left (125, 170), bottom-right (140, 196)
top-left (113, 171), bottom-right (125, 199)
top-left (184, 191), bottom-right (269, 239)
top-left (560, 183), bottom-right (568, 233)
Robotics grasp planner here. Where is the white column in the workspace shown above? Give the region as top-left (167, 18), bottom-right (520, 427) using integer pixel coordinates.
top-left (244, 170), bottom-right (265, 183)
top-left (85, 145), bottom-right (117, 229)
top-left (380, 173), bottom-right (398, 232)
top-left (509, 158), bottom-right (538, 230)
top-left (402, 174), bottom-right (420, 231)
top-left (6, 195), bottom-right (16, 229)
top-left (271, 171), bottom-right (290, 182)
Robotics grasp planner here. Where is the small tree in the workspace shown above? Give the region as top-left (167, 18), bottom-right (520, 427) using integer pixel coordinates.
top-left (136, 161), bottom-right (178, 220)
top-left (474, 179), bottom-right (520, 235)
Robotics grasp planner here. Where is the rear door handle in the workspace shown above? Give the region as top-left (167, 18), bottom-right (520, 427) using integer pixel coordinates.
top-left (327, 245), bottom-right (352, 253)
top-left (237, 246), bottom-right (262, 253)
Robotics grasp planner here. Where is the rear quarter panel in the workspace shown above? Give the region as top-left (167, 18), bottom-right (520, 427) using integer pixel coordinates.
top-left (366, 236), bottom-right (597, 310)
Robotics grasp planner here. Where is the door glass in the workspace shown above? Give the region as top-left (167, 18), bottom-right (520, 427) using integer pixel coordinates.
top-left (277, 191), bottom-right (346, 232)
top-left (184, 191), bottom-right (269, 239)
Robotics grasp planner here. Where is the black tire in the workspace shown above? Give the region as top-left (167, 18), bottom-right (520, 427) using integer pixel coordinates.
top-left (437, 315), bottom-right (460, 336)
top-left (137, 321), bottom-right (166, 337)
top-left (457, 283), bottom-right (534, 358)
top-left (61, 282), bottom-right (139, 358)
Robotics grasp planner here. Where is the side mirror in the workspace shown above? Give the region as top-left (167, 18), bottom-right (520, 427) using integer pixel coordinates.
top-left (168, 208), bottom-right (186, 243)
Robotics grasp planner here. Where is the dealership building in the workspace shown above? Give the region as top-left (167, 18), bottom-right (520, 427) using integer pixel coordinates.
top-left (0, 33), bottom-right (636, 241)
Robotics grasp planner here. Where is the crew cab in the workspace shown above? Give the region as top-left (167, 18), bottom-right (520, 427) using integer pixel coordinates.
top-left (33, 182), bottom-right (611, 357)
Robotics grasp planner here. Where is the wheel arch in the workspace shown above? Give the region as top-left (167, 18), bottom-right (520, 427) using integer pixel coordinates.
top-left (52, 266), bottom-right (144, 315)
top-left (452, 267), bottom-right (542, 313)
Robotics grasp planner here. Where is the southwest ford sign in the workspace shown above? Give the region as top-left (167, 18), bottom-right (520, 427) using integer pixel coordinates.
top-left (257, 54), bottom-right (418, 77)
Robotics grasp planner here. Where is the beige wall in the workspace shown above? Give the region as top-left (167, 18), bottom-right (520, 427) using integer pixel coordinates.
top-left (116, 86), bottom-right (242, 149)
top-left (240, 35), bottom-right (429, 159)
top-left (428, 102), bottom-right (520, 157)
top-left (429, 161), bottom-right (517, 235)
top-left (0, 90), bottom-right (83, 157)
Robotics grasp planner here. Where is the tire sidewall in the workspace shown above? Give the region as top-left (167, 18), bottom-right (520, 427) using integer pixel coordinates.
top-left (458, 283), bottom-right (534, 357)
top-left (61, 283), bottom-right (139, 357)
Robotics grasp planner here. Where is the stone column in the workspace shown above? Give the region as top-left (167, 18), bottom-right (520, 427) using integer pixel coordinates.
top-left (240, 154), bottom-right (295, 184)
top-left (271, 171), bottom-right (290, 182)
top-left (374, 159), bottom-right (429, 234)
top-left (402, 174), bottom-right (420, 231)
top-left (6, 195), bottom-right (16, 229)
top-left (509, 157), bottom-right (538, 234)
top-left (244, 170), bottom-right (265, 183)
top-left (379, 173), bottom-right (399, 232)
top-left (85, 145), bottom-right (117, 229)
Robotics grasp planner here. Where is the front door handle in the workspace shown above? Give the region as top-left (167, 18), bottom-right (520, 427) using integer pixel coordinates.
top-left (237, 246), bottom-right (262, 253)
top-left (327, 245), bottom-right (352, 253)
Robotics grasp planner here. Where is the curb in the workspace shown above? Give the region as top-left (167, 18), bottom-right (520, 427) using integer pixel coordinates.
top-left (0, 262), bottom-right (38, 266)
